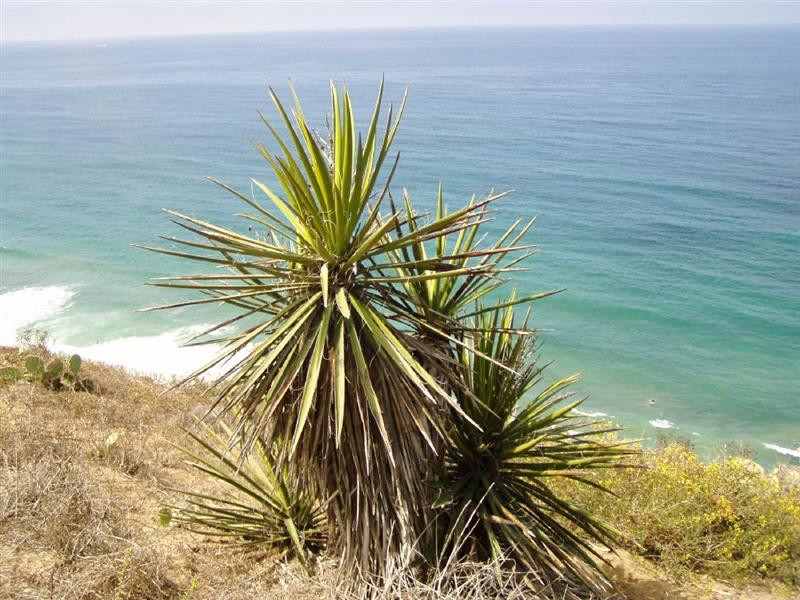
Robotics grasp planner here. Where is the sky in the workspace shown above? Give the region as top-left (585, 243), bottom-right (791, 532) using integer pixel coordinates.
top-left (2, 1), bottom-right (799, 43)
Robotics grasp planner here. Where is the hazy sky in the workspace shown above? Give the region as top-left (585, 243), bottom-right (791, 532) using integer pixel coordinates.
top-left (2, 1), bottom-right (799, 43)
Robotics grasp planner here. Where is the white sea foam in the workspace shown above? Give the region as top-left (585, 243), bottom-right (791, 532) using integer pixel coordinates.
top-left (649, 419), bottom-right (675, 429)
top-left (54, 326), bottom-right (225, 380)
top-left (0, 286), bottom-right (75, 345)
top-left (0, 285), bottom-right (229, 380)
top-left (763, 443), bottom-right (800, 459)
top-left (574, 409), bottom-right (609, 418)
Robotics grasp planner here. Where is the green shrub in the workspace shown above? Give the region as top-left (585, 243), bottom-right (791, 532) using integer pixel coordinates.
top-left (0, 366), bottom-right (21, 382)
top-left (1, 352), bottom-right (92, 392)
top-left (565, 443), bottom-right (800, 586)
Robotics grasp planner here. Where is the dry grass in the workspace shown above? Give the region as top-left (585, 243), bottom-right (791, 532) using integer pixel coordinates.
top-left (0, 346), bottom-right (794, 600)
top-left (351, 560), bottom-right (605, 600)
top-left (0, 346), bottom-right (263, 599)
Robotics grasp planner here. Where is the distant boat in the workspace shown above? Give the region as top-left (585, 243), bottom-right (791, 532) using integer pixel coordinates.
top-left (96, 43), bottom-right (108, 48)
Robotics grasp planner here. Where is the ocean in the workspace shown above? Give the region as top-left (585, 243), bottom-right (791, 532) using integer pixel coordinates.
top-left (1, 26), bottom-right (798, 463)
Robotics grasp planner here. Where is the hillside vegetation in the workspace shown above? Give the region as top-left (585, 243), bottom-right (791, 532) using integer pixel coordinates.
top-left (1, 346), bottom-right (798, 599)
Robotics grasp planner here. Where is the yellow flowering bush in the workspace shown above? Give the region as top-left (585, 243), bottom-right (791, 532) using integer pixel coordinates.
top-left (562, 443), bottom-right (800, 587)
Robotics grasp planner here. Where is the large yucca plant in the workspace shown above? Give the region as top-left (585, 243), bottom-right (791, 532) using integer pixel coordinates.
top-left (140, 81), bottom-right (525, 576)
top-left (142, 80), bottom-right (636, 591)
top-left (435, 303), bottom-right (638, 590)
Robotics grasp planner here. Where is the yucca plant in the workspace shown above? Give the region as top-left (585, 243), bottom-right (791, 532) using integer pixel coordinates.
top-left (142, 79), bottom-right (636, 589)
top-left (389, 186), bottom-right (544, 331)
top-left (386, 187), bottom-right (561, 395)
top-left (435, 303), bottom-right (638, 590)
top-left (386, 188), bottom-right (556, 341)
top-left (139, 81), bottom-right (524, 576)
top-left (165, 421), bottom-right (325, 564)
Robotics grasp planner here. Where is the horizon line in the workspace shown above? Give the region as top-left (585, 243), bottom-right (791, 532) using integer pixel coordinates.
top-left (3, 21), bottom-right (799, 47)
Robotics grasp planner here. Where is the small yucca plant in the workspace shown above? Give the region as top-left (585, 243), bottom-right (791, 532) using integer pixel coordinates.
top-left (387, 187), bottom-right (559, 402)
top-left (389, 186), bottom-right (541, 333)
top-left (165, 422), bottom-right (324, 564)
top-left (435, 303), bottom-right (638, 589)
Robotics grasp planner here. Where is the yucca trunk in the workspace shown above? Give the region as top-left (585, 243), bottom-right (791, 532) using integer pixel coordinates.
top-left (329, 358), bottom-right (432, 573)
top-left (271, 325), bottom-right (442, 574)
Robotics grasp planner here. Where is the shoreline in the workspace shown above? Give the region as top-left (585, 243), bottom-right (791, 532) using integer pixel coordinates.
top-left (1, 284), bottom-right (798, 465)
top-left (0, 304), bottom-right (800, 468)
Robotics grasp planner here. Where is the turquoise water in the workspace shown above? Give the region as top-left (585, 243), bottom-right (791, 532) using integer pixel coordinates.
top-left (1, 27), bottom-right (798, 462)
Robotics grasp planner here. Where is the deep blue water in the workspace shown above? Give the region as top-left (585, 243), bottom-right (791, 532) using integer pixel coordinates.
top-left (1, 27), bottom-right (798, 462)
